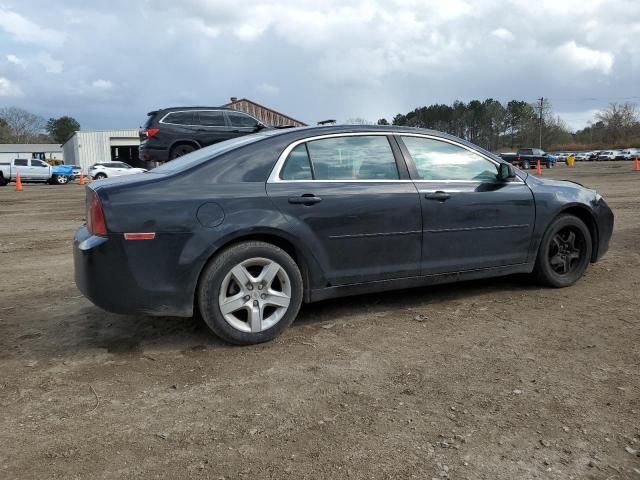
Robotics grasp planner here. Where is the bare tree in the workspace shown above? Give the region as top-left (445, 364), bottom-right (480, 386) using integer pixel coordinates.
top-left (595, 102), bottom-right (639, 144)
top-left (0, 107), bottom-right (47, 143)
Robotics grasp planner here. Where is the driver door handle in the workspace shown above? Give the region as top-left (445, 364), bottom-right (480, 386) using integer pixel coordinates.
top-left (288, 194), bottom-right (322, 205)
top-left (424, 191), bottom-right (451, 201)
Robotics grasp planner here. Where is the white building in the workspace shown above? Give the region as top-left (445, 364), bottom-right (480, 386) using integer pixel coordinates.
top-left (0, 144), bottom-right (64, 163)
top-left (62, 129), bottom-right (141, 172)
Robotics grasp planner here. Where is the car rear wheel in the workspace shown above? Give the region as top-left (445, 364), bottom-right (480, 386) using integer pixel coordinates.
top-left (170, 143), bottom-right (197, 159)
top-left (522, 160), bottom-right (530, 169)
top-left (0, 175), bottom-right (7, 186)
top-left (533, 214), bottom-right (592, 288)
top-left (198, 241), bottom-right (303, 345)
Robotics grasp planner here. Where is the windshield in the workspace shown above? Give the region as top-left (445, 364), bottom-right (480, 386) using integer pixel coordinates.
top-left (152, 134), bottom-right (269, 174)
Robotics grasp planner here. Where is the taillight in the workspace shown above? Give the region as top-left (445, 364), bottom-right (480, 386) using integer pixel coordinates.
top-left (145, 128), bottom-right (160, 139)
top-left (87, 190), bottom-right (107, 236)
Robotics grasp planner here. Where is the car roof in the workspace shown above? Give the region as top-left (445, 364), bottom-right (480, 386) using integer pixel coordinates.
top-left (148, 106), bottom-right (245, 116)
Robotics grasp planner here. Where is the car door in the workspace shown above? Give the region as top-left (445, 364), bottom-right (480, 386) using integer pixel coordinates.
top-left (266, 133), bottom-right (422, 285)
top-left (29, 159), bottom-right (50, 180)
top-left (13, 159), bottom-right (30, 179)
top-left (397, 135), bottom-right (535, 275)
top-left (196, 110), bottom-right (233, 146)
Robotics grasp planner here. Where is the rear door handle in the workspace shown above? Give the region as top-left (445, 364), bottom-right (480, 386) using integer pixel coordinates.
top-left (424, 191), bottom-right (451, 201)
top-left (288, 194), bottom-right (322, 205)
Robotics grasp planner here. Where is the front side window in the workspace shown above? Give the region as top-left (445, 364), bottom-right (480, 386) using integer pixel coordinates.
top-left (31, 160), bottom-right (46, 167)
top-left (305, 135), bottom-right (399, 180)
top-left (198, 110), bottom-right (225, 127)
top-left (163, 111), bottom-right (195, 125)
top-left (228, 112), bottom-right (258, 128)
top-left (401, 136), bottom-right (498, 181)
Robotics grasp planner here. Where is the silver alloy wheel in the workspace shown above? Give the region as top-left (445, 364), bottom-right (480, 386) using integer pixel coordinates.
top-left (218, 257), bottom-right (292, 333)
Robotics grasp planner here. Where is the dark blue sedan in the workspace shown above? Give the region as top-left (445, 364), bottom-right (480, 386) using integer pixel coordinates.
top-left (74, 126), bottom-right (614, 344)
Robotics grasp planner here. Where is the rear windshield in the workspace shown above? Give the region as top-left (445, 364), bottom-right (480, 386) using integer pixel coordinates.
top-left (151, 134), bottom-right (268, 174)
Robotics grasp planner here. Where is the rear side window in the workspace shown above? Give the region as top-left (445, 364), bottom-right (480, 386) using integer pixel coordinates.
top-left (228, 112), bottom-right (258, 128)
top-left (14, 159), bottom-right (28, 166)
top-left (281, 144), bottom-right (313, 180)
top-left (198, 110), bottom-right (225, 127)
top-left (163, 111), bottom-right (195, 125)
top-left (305, 136), bottom-right (399, 180)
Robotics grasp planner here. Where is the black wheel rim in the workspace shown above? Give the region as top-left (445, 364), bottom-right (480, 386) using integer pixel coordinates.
top-left (548, 227), bottom-right (585, 275)
top-left (175, 147), bottom-right (194, 157)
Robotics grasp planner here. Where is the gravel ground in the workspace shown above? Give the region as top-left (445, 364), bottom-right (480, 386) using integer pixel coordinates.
top-left (0, 162), bottom-right (639, 479)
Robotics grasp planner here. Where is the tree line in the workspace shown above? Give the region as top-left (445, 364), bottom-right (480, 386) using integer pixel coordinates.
top-left (379, 100), bottom-right (640, 151)
top-left (0, 107), bottom-right (80, 144)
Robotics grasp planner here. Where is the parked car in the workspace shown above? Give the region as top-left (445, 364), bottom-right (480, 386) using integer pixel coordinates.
top-left (617, 149), bottom-right (639, 160)
top-left (0, 158), bottom-right (72, 186)
top-left (574, 152), bottom-right (589, 161)
top-left (554, 152), bottom-right (568, 162)
top-left (71, 165), bottom-right (82, 179)
top-left (88, 162), bottom-right (147, 180)
top-left (586, 151), bottom-right (600, 161)
top-left (597, 151), bottom-right (616, 161)
top-left (505, 148), bottom-right (554, 169)
top-left (139, 106), bottom-right (267, 163)
top-left (74, 126), bottom-right (614, 345)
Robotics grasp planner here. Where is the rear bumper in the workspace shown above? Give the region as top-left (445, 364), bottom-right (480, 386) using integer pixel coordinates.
top-left (139, 143), bottom-right (170, 163)
top-left (73, 226), bottom-right (195, 317)
top-left (593, 198), bottom-right (614, 262)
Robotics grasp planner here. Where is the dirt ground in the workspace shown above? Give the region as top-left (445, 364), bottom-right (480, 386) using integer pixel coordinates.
top-left (0, 162), bottom-right (639, 480)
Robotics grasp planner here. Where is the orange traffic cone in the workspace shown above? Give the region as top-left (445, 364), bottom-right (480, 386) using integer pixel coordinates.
top-left (79, 171), bottom-right (85, 185)
top-left (634, 158), bottom-right (639, 172)
top-left (536, 160), bottom-right (542, 175)
top-left (15, 171), bottom-right (23, 191)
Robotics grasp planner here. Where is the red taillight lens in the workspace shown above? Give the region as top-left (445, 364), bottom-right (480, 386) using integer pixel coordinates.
top-left (87, 191), bottom-right (107, 236)
top-left (145, 128), bottom-right (160, 139)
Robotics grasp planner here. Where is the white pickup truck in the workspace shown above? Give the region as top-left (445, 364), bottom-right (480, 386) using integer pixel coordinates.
top-left (0, 158), bottom-right (72, 186)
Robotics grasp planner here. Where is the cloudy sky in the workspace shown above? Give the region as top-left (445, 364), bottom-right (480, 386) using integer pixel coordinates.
top-left (0, 0), bottom-right (638, 131)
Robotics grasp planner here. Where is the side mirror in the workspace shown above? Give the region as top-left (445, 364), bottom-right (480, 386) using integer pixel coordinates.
top-left (254, 123), bottom-right (267, 131)
top-left (497, 163), bottom-right (516, 181)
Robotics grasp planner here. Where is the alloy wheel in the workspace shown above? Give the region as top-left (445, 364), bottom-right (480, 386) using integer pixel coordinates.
top-left (218, 257), bottom-right (292, 333)
top-left (548, 227), bottom-right (584, 275)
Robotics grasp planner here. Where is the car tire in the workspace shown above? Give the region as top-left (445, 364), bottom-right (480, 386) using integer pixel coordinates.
top-left (93, 173), bottom-right (107, 180)
top-left (533, 214), bottom-right (592, 288)
top-left (53, 174), bottom-right (69, 185)
top-left (198, 241), bottom-right (303, 345)
top-left (170, 143), bottom-right (197, 159)
top-left (0, 175), bottom-right (7, 186)
top-left (522, 160), bottom-right (530, 169)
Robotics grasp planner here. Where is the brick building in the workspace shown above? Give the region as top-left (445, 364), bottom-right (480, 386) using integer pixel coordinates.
top-left (223, 97), bottom-right (307, 127)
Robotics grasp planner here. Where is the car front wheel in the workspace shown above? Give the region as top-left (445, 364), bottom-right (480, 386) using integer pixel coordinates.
top-left (198, 241), bottom-right (303, 345)
top-left (533, 214), bottom-right (592, 288)
top-left (93, 173), bottom-right (107, 180)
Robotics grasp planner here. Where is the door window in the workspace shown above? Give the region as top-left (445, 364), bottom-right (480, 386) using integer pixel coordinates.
top-left (198, 110), bottom-right (225, 127)
top-left (30, 160), bottom-right (47, 167)
top-left (14, 159), bottom-right (28, 166)
top-left (401, 136), bottom-right (497, 181)
top-left (304, 136), bottom-right (399, 180)
top-left (228, 112), bottom-right (258, 128)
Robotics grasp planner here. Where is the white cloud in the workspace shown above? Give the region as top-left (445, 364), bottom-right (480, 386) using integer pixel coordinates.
top-left (257, 82), bottom-right (280, 95)
top-left (7, 54), bottom-right (26, 67)
top-left (0, 77), bottom-right (24, 97)
top-left (0, 8), bottom-right (65, 46)
top-left (92, 79), bottom-right (114, 90)
top-left (491, 28), bottom-right (514, 41)
top-left (554, 41), bottom-right (614, 74)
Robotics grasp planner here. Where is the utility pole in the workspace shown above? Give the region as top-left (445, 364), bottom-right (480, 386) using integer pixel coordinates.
top-left (537, 97), bottom-right (544, 149)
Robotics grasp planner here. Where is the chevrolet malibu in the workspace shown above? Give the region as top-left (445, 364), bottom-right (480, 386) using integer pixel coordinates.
top-left (74, 126), bottom-right (614, 345)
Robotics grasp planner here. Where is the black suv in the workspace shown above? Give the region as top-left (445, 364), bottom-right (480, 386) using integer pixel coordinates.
top-left (139, 107), bottom-right (266, 163)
